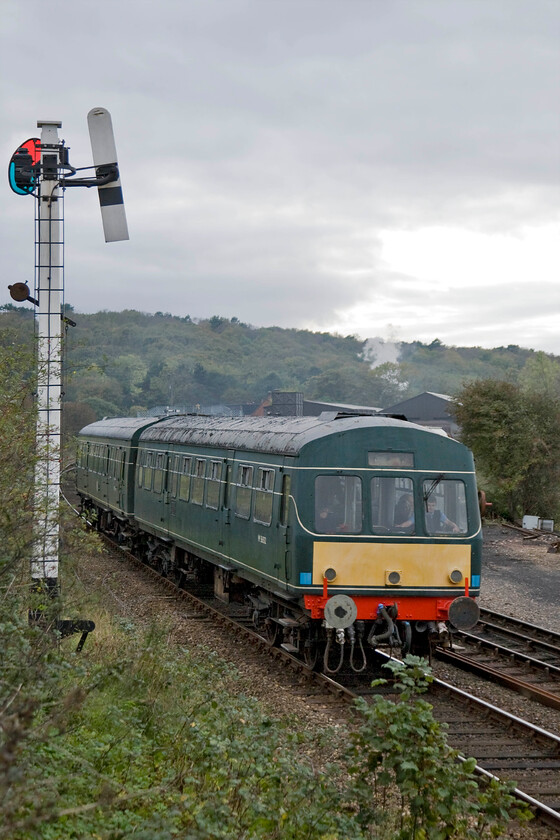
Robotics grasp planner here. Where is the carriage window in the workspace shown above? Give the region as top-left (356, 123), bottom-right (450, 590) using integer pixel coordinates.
top-left (315, 475), bottom-right (362, 534)
top-left (168, 455), bottom-right (178, 497)
top-left (137, 451), bottom-right (144, 487)
top-left (371, 477), bottom-right (415, 534)
top-left (178, 456), bottom-right (191, 501)
top-left (191, 458), bottom-right (206, 505)
top-left (153, 452), bottom-right (165, 494)
top-left (143, 451), bottom-right (154, 490)
top-left (254, 468), bottom-right (275, 525)
top-left (111, 447), bottom-right (119, 479)
top-left (423, 479), bottom-right (468, 535)
top-left (223, 464), bottom-right (231, 509)
top-left (280, 474), bottom-right (291, 526)
top-left (235, 465), bottom-right (253, 519)
top-left (206, 461), bottom-right (222, 510)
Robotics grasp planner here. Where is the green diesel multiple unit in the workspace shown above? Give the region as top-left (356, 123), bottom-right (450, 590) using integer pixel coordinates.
top-left (77, 413), bottom-right (482, 671)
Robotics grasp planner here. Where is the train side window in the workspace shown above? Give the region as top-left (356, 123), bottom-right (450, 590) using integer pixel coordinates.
top-left (179, 456), bottom-right (191, 501)
top-left (120, 450), bottom-right (126, 481)
top-left (137, 451), bottom-right (145, 487)
top-left (96, 444), bottom-right (104, 474)
top-left (191, 458), bottom-right (206, 505)
top-left (423, 479), bottom-right (468, 535)
top-left (280, 474), bottom-right (291, 526)
top-left (223, 464), bottom-right (231, 509)
top-left (168, 454), bottom-right (178, 497)
top-left (206, 460), bottom-right (222, 510)
top-left (153, 452), bottom-right (165, 494)
top-left (254, 468), bottom-right (275, 525)
top-left (144, 451), bottom-right (154, 490)
top-left (315, 475), bottom-right (362, 534)
top-left (235, 464), bottom-right (253, 519)
top-left (371, 477), bottom-right (415, 534)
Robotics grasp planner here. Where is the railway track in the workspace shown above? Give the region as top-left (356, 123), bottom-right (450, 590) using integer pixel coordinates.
top-left (106, 540), bottom-right (560, 832)
top-left (435, 608), bottom-right (560, 711)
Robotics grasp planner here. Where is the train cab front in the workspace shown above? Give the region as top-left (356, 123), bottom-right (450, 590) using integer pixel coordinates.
top-left (304, 568), bottom-right (480, 669)
top-left (300, 471), bottom-right (481, 669)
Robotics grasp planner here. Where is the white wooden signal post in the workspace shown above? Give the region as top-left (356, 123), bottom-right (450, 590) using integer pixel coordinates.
top-left (8, 109), bottom-right (128, 639)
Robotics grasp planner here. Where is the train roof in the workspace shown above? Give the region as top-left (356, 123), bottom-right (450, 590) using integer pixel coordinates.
top-left (77, 416), bottom-right (164, 441)
top-left (137, 412), bottom-right (449, 456)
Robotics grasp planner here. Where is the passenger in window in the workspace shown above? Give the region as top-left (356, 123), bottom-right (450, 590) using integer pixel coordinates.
top-left (394, 494), bottom-right (414, 530)
top-left (425, 497), bottom-right (460, 533)
top-left (316, 506), bottom-right (346, 534)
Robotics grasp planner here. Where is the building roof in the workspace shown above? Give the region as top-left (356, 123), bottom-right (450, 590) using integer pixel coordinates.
top-left (382, 391), bottom-right (455, 421)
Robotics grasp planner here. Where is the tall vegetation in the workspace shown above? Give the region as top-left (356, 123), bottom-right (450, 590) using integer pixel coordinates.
top-left (2, 305), bottom-right (551, 424)
top-left (454, 373), bottom-right (560, 520)
top-left (0, 333), bottom-right (37, 579)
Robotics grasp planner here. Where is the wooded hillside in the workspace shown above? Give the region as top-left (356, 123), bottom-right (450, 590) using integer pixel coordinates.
top-left (1, 305), bottom-right (552, 430)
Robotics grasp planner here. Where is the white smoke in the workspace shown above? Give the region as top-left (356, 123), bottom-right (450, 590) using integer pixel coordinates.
top-left (362, 337), bottom-right (402, 369)
top-left (361, 337), bottom-right (408, 393)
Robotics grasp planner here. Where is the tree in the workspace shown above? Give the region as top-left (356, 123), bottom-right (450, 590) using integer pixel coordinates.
top-left (518, 351), bottom-right (560, 399)
top-left (0, 337), bottom-right (37, 578)
top-left (453, 379), bottom-right (560, 520)
top-left (0, 335), bottom-right (101, 838)
top-left (61, 401), bottom-right (97, 446)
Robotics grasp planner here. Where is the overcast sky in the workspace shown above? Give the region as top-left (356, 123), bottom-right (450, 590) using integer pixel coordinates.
top-left (2, 0), bottom-right (559, 355)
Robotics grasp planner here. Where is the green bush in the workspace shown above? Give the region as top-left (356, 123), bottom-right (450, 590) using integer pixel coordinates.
top-left (347, 656), bottom-right (532, 839)
top-left (1, 613), bottom-right (533, 840)
top-left (4, 622), bottom-right (364, 840)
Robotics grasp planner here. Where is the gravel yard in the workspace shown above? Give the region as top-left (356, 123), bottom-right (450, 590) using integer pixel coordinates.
top-left (480, 523), bottom-right (560, 632)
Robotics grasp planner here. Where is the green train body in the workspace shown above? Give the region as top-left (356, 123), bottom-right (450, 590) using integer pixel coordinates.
top-left (76, 413), bottom-right (482, 669)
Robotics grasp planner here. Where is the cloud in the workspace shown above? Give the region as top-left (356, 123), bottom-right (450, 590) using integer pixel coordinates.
top-left (1, 0), bottom-right (559, 353)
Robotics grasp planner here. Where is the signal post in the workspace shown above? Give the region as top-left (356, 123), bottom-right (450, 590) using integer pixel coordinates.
top-left (8, 109), bottom-right (128, 643)
top-left (34, 119), bottom-right (64, 590)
